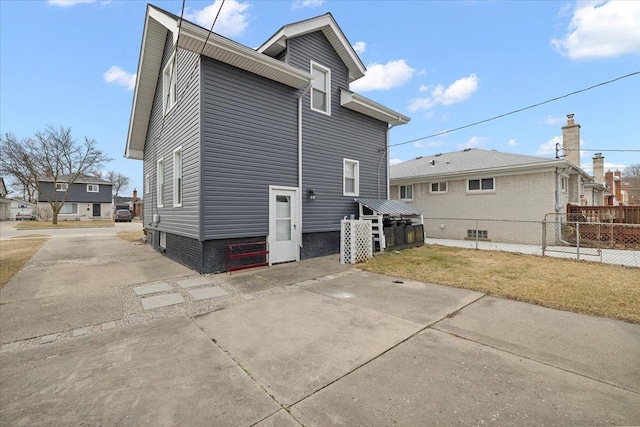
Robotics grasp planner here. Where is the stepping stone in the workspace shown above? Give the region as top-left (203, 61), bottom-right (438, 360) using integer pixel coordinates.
top-left (134, 282), bottom-right (172, 295)
top-left (176, 277), bottom-right (212, 289)
top-left (72, 328), bottom-right (88, 337)
top-left (40, 334), bottom-right (57, 344)
top-left (141, 293), bottom-right (185, 310)
top-left (102, 321), bottom-right (117, 331)
top-left (187, 286), bottom-right (228, 301)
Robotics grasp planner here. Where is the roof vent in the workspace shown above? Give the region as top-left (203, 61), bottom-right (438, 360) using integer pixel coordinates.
top-left (463, 148), bottom-right (472, 152)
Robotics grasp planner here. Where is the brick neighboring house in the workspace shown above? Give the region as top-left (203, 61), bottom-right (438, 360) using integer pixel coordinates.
top-left (390, 114), bottom-right (604, 244)
top-left (37, 175), bottom-right (113, 221)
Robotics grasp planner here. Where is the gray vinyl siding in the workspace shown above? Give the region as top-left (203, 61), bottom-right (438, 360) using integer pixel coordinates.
top-left (200, 57), bottom-right (299, 240)
top-left (143, 32), bottom-right (200, 239)
top-left (289, 31), bottom-right (388, 233)
top-left (38, 182), bottom-right (112, 203)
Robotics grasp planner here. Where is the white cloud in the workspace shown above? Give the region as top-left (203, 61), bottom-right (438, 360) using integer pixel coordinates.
top-left (48, 0), bottom-right (94, 6)
top-left (292, 0), bottom-right (324, 9)
top-left (352, 41), bottom-right (366, 54)
top-left (537, 136), bottom-right (561, 156)
top-left (408, 74), bottom-right (479, 112)
top-left (389, 158), bottom-right (403, 166)
top-left (350, 59), bottom-right (416, 92)
top-left (104, 66), bottom-right (136, 91)
top-left (414, 140), bottom-right (445, 149)
top-left (458, 136), bottom-right (486, 150)
top-left (508, 138), bottom-right (517, 146)
top-left (544, 115), bottom-right (565, 126)
top-left (551, 1), bottom-right (640, 59)
top-left (185, 0), bottom-right (251, 38)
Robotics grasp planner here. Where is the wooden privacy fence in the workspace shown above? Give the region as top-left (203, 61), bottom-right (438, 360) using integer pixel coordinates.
top-left (567, 203), bottom-right (640, 224)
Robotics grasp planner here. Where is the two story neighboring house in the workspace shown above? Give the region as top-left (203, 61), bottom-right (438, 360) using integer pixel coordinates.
top-left (390, 115), bottom-right (600, 244)
top-left (37, 175), bottom-right (113, 221)
top-left (125, 5), bottom-right (409, 273)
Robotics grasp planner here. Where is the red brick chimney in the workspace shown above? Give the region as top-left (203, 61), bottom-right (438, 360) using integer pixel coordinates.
top-left (133, 188), bottom-right (138, 202)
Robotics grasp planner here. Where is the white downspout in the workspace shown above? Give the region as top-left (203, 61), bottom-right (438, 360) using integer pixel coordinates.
top-left (298, 81), bottom-right (313, 255)
top-left (384, 123), bottom-right (397, 199)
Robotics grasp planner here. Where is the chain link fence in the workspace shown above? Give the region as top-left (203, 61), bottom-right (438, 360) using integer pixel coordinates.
top-left (422, 216), bottom-right (640, 268)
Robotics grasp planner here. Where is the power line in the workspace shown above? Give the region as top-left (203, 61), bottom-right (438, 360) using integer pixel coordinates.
top-left (390, 71), bottom-right (640, 148)
top-left (580, 149), bottom-right (640, 152)
top-left (179, 0), bottom-right (226, 102)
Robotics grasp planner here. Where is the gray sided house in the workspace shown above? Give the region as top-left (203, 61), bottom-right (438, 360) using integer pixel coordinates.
top-left (37, 175), bottom-right (113, 221)
top-left (125, 5), bottom-right (409, 273)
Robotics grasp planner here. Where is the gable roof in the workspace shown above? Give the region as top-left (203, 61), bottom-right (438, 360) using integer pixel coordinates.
top-left (38, 175), bottom-right (113, 185)
top-left (125, 6), bottom-right (408, 160)
top-left (391, 148), bottom-right (587, 181)
top-left (126, 5), bottom-right (314, 160)
top-left (258, 13), bottom-right (366, 83)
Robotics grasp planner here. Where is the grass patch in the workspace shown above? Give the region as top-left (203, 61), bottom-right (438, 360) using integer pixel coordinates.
top-left (14, 220), bottom-right (114, 229)
top-left (358, 245), bottom-right (640, 324)
top-left (0, 235), bottom-right (50, 288)
top-left (116, 230), bottom-right (146, 243)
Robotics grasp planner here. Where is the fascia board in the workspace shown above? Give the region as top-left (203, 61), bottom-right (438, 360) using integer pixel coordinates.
top-left (340, 89), bottom-right (410, 125)
top-left (391, 161), bottom-right (566, 183)
top-left (180, 23), bottom-right (312, 88)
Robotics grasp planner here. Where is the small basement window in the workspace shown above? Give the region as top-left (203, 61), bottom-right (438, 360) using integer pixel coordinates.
top-left (467, 229), bottom-right (488, 239)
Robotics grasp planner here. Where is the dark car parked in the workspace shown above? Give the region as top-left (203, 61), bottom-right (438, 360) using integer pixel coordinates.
top-left (115, 209), bottom-right (132, 222)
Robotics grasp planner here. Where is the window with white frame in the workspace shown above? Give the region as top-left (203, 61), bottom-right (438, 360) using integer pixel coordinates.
top-left (163, 53), bottom-right (177, 115)
top-left (159, 231), bottom-right (166, 249)
top-left (399, 184), bottom-right (413, 200)
top-left (310, 61), bottom-right (331, 115)
top-left (157, 158), bottom-right (164, 207)
top-left (173, 147), bottom-right (182, 207)
top-left (561, 176), bottom-right (568, 193)
top-left (145, 174), bottom-right (150, 194)
top-left (343, 158), bottom-right (359, 196)
top-left (59, 203), bottom-right (78, 215)
top-left (467, 178), bottom-right (494, 192)
top-left (87, 184), bottom-right (99, 192)
top-left (430, 182), bottom-right (448, 193)
top-left (55, 183), bottom-right (68, 191)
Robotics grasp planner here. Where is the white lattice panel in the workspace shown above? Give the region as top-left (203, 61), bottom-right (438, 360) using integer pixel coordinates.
top-left (340, 220), bottom-right (373, 264)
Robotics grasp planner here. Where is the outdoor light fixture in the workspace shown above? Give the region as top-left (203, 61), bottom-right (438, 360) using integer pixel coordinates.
top-left (308, 189), bottom-right (316, 200)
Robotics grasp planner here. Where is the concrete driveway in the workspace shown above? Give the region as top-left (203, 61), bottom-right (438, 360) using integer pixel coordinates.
top-left (1, 222), bottom-right (639, 426)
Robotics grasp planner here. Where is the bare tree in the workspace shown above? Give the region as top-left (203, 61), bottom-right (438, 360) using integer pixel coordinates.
top-left (0, 134), bottom-right (38, 203)
top-left (106, 171), bottom-right (130, 197)
top-left (623, 163), bottom-right (640, 205)
top-left (1, 126), bottom-right (112, 224)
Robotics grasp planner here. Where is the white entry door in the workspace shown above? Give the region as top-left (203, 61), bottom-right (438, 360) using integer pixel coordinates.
top-left (269, 187), bottom-right (299, 264)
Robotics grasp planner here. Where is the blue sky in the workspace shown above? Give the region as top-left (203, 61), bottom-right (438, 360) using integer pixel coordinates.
top-left (1, 0), bottom-right (639, 196)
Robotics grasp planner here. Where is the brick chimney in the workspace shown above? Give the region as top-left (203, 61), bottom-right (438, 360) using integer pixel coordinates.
top-left (614, 170), bottom-right (622, 203)
top-left (562, 113), bottom-right (581, 167)
top-left (592, 153), bottom-right (604, 184)
top-left (133, 188), bottom-right (138, 202)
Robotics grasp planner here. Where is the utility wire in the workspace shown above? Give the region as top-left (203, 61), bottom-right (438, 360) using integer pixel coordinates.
top-left (580, 149), bottom-right (640, 152)
top-left (179, 0), bottom-right (226, 101)
top-left (390, 71), bottom-right (640, 148)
